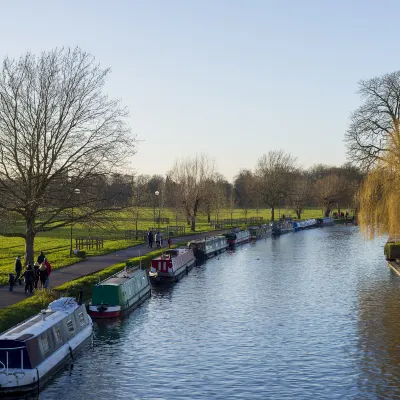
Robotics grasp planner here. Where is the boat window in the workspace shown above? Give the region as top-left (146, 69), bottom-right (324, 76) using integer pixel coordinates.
top-left (66, 319), bottom-right (75, 335)
top-left (54, 326), bottom-right (63, 343)
top-left (41, 334), bottom-right (50, 354)
top-left (78, 312), bottom-right (85, 326)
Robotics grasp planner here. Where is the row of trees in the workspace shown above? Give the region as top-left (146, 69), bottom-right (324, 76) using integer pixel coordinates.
top-left (126, 153), bottom-right (363, 232)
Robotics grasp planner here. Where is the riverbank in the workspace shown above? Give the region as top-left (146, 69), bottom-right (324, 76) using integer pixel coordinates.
top-left (0, 230), bottom-right (225, 333)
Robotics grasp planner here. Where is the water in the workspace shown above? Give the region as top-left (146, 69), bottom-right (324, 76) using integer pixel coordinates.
top-left (32, 226), bottom-right (400, 399)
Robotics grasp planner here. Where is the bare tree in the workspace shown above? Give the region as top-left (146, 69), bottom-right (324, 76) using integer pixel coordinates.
top-left (313, 174), bottom-right (345, 217)
top-left (0, 48), bottom-right (134, 263)
top-left (234, 169), bottom-right (256, 222)
top-left (255, 150), bottom-right (296, 221)
top-left (345, 71), bottom-right (400, 169)
top-left (168, 154), bottom-right (215, 231)
top-left (289, 171), bottom-right (311, 219)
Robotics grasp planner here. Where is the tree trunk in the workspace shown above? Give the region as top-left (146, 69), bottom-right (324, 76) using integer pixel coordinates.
top-left (271, 207), bottom-right (275, 221)
top-left (296, 208), bottom-right (301, 219)
top-left (207, 211), bottom-right (211, 223)
top-left (25, 230), bottom-right (35, 266)
top-left (191, 215), bottom-right (196, 231)
top-left (325, 208), bottom-right (331, 217)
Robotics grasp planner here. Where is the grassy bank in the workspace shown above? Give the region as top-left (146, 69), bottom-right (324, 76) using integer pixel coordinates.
top-left (0, 244), bottom-right (182, 334)
top-left (0, 207), bottom-right (330, 285)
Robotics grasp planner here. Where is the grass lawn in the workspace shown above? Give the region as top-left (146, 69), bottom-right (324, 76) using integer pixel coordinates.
top-left (0, 206), bottom-right (330, 285)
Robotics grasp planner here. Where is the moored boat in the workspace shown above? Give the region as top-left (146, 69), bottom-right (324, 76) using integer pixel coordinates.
top-left (249, 225), bottom-right (272, 240)
top-left (149, 247), bottom-right (196, 284)
top-left (0, 295), bottom-right (92, 396)
top-left (271, 219), bottom-right (294, 236)
top-left (224, 228), bottom-right (251, 246)
top-left (293, 218), bottom-right (318, 231)
top-left (88, 266), bottom-right (151, 318)
top-left (189, 236), bottom-right (228, 261)
top-left (317, 217), bottom-right (335, 227)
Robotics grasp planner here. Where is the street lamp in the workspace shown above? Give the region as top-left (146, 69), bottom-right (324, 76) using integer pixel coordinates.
top-left (155, 191), bottom-right (160, 230)
top-left (70, 188), bottom-right (81, 256)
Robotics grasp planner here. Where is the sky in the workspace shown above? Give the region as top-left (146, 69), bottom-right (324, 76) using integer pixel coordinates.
top-left (1, 0), bottom-right (400, 181)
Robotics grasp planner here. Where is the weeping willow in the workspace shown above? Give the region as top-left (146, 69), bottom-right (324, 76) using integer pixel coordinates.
top-left (359, 136), bottom-right (400, 238)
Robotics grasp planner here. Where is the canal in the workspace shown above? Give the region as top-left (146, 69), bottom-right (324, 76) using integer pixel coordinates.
top-left (34, 226), bottom-right (400, 399)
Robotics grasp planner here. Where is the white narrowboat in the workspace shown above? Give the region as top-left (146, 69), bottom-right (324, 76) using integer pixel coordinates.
top-left (0, 295), bottom-right (93, 396)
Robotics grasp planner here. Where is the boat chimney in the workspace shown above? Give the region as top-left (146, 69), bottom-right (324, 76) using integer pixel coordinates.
top-left (41, 309), bottom-right (46, 324)
top-left (77, 290), bottom-right (83, 305)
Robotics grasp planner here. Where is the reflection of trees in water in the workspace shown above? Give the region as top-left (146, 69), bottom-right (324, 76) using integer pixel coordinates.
top-left (357, 276), bottom-right (400, 399)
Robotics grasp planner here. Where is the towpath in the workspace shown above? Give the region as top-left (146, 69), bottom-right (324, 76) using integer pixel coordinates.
top-left (0, 231), bottom-right (224, 309)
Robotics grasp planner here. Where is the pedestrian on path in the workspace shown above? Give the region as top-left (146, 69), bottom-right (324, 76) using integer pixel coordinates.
top-left (43, 258), bottom-right (52, 288)
top-left (33, 262), bottom-right (40, 289)
top-left (148, 230), bottom-right (154, 248)
top-left (8, 273), bottom-right (15, 292)
top-left (37, 251), bottom-right (45, 265)
top-left (38, 263), bottom-right (48, 289)
top-left (15, 256), bottom-right (22, 285)
top-left (168, 237), bottom-right (172, 248)
top-left (23, 264), bottom-right (35, 294)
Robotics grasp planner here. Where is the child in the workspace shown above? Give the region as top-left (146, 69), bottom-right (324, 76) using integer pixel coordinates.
top-left (8, 273), bottom-right (15, 292)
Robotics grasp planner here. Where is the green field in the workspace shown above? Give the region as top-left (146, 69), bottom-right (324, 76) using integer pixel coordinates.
top-left (0, 207), bottom-right (328, 285)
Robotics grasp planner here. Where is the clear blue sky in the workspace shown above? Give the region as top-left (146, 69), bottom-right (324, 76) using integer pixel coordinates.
top-left (1, 0), bottom-right (399, 181)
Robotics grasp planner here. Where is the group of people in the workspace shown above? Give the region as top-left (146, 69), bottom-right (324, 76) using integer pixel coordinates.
top-left (147, 230), bottom-right (172, 249)
top-left (8, 251), bottom-right (52, 295)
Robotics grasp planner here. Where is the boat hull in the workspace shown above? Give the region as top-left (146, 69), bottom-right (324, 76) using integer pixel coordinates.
top-left (89, 286), bottom-right (151, 319)
top-left (149, 258), bottom-right (196, 285)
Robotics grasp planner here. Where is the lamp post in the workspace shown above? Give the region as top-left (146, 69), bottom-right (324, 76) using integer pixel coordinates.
top-left (155, 191), bottom-right (160, 230)
top-left (70, 188), bottom-right (81, 256)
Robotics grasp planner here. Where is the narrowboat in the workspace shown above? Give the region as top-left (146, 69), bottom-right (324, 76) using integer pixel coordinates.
top-left (88, 266), bottom-right (151, 318)
top-left (0, 295), bottom-right (92, 396)
top-left (224, 229), bottom-right (251, 247)
top-left (271, 219), bottom-right (294, 236)
top-left (149, 247), bottom-right (196, 284)
top-left (316, 217), bottom-right (335, 227)
top-left (293, 218), bottom-right (318, 231)
top-left (189, 236), bottom-right (228, 261)
top-left (249, 225), bottom-right (272, 240)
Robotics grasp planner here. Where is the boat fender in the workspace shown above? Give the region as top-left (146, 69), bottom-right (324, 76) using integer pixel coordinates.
top-left (69, 345), bottom-right (74, 360)
top-left (36, 368), bottom-right (40, 394)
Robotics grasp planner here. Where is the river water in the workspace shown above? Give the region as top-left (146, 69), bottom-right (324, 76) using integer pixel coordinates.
top-left (32, 226), bottom-right (400, 399)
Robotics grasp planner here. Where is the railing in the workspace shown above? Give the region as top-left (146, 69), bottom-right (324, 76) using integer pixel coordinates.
top-left (0, 346), bottom-right (26, 374)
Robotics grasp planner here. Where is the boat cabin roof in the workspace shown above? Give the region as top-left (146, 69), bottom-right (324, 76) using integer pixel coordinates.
top-left (190, 236), bottom-right (225, 244)
top-left (0, 307), bottom-right (77, 341)
top-left (153, 248), bottom-right (189, 260)
top-left (96, 267), bottom-right (142, 286)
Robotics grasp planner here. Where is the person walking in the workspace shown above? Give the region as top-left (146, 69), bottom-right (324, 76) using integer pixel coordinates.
top-left (168, 237), bottom-right (172, 249)
top-left (155, 231), bottom-right (161, 248)
top-left (23, 264), bottom-right (35, 294)
top-left (43, 258), bottom-right (52, 288)
top-left (38, 263), bottom-right (48, 289)
top-left (37, 251), bottom-right (45, 265)
top-left (33, 262), bottom-right (40, 289)
top-left (8, 273), bottom-right (15, 292)
top-left (148, 230), bottom-right (154, 248)
top-left (14, 256), bottom-right (23, 285)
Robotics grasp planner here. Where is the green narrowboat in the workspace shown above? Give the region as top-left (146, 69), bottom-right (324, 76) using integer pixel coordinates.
top-left (88, 266), bottom-right (151, 318)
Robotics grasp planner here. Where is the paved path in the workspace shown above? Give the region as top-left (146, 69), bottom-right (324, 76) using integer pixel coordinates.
top-left (0, 231), bottom-right (224, 308)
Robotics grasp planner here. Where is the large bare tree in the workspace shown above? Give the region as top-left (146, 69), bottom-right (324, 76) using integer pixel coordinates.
top-left (0, 48), bottom-right (134, 263)
top-left (345, 71), bottom-right (400, 169)
top-left (168, 154), bottom-right (215, 231)
top-left (289, 171), bottom-right (312, 219)
top-left (313, 174), bottom-right (345, 217)
top-left (255, 150), bottom-right (296, 221)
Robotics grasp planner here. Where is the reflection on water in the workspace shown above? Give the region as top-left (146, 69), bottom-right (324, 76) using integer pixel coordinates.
top-left (23, 226), bottom-right (400, 399)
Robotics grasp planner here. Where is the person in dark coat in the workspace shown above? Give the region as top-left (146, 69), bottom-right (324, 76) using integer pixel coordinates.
top-left (23, 264), bottom-right (35, 294)
top-left (33, 262), bottom-right (40, 289)
top-left (14, 256), bottom-right (23, 285)
top-left (38, 263), bottom-right (48, 289)
top-left (148, 230), bottom-right (154, 248)
top-left (37, 251), bottom-right (45, 265)
top-left (8, 273), bottom-right (15, 292)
